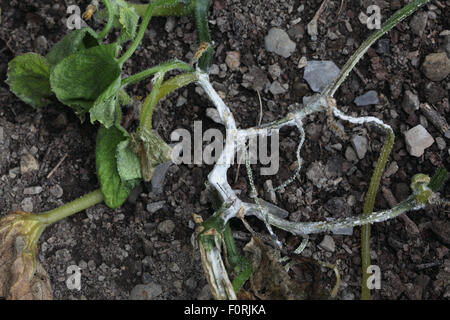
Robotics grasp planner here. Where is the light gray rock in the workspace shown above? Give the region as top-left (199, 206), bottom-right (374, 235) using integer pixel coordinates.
top-left (402, 90), bottom-right (420, 114)
top-left (303, 60), bottom-right (340, 93)
top-left (404, 125), bottom-right (434, 157)
top-left (23, 186), bottom-right (43, 195)
top-left (319, 235), bottom-right (335, 252)
top-left (146, 201), bottom-right (165, 214)
top-left (49, 184), bottom-right (64, 198)
top-left (20, 197), bottom-right (33, 212)
top-left (151, 161), bottom-right (172, 195)
top-left (354, 90), bottom-right (379, 106)
top-left (351, 135), bottom-right (368, 159)
top-left (269, 81), bottom-right (288, 95)
top-left (164, 17), bottom-right (176, 33)
top-left (225, 51), bottom-right (240, 71)
top-left (306, 161), bottom-right (327, 188)
top-left (129, 283), bottom-right (163, 300)
top-left (410, 11), bottom-right (428, 36)
top-left (435, 137), bottom-right (446, 150)
top-left (345, 146), bottom-right (358, 162)
top-left (20, 151), bottom-right (39, 174)
top-left (264, 28), bottom-right (296, 58)
top-left (422, 52), bottom-right (450, 82)
top-left (157, 219), bottom-right (175, 234)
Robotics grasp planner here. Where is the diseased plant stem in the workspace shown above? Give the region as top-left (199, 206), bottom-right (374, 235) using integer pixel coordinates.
top-left (98, 0), bottom-right (114, 39)
top-left (323, 0), bottom-right (431, 97)
top-left (37, 189), bottom-right (104, 226)
top-left (361, 129), bottom-right (395, 300)
top-left (194, 0), bottom-right (213, 71)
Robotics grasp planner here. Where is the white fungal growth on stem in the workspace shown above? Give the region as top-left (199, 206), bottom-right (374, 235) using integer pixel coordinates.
top-left (196, 70), bottom-right (419, 237)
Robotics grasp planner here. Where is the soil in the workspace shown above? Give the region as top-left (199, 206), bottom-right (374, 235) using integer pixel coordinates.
top-left (0, 0), bottom-right (449, 300)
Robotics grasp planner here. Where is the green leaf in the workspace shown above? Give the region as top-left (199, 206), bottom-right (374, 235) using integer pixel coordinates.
top-left (118, 5), bottom-right (139, 43)
top-left (50, 43), bottom-right (121, 116)
top-left (90, 76), bottom-right (121, 128)
top-left (6, 53), bottom-right (53, 109)
top-left (131, 129), bottom-right (172, 181)
top-left (46, 28), bottom-right (99, 67)
top-left (117, 138), bottom-right (142, 183)
top-left (96, 124), bottom-right (136, 209)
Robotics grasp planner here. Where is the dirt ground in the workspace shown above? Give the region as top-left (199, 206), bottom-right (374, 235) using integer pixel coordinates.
top-left (0, 0), bottom-right (449, 300)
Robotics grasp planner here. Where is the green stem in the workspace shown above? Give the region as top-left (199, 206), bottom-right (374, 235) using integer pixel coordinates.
top-left (140, 73), bottom-right (165, 131)
top-left (323, 0), bottom-right (430, 97)
top-left (118, 0), bottom-right (179, 65)
top-left (361, 129), bottom-right (394, 300)
top-left (223, 222), bottom-right (253, 293)
top-left (129, 1), bottom-right (196, 16)
top-left (121, 60), bottom-right (194, 87)
top-left (139, 71), bottom-right (199, 131)
top-left (98, 0), bottom-right (114, 39)
top-left (194, 0), bottom-right (213, 71)
top-left (37, 189), bottom-right (104, 226)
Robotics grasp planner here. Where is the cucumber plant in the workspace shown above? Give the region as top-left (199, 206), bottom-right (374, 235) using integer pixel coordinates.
top-left (0, 0), bottom-right (448, 300)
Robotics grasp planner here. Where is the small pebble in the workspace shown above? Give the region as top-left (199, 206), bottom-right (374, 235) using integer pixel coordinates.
top-left (404, 125), bottom-right (434, 157)
top-left (354, 91), bottom-right (379, 106)
top-left (157, 220), bottom-right (175, 234)
top-left (303, 60), bottom-right (340, 93)
top-left (264, 28), bottom-right (296, 58)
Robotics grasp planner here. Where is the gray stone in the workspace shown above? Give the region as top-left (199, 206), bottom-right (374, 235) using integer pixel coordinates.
top-left (151, 161), bottom-right (172, 195)
top-left (157, 220), bottom-right (175, 234)
top-left (176, 95), bottom-right (187, 107)
top-left (351, 135), bottom-right (368, 159)
top-left (435, 137), bottom-right (446, 150)
top-left (345, 146), bottom-right (358, 162)
top-left (422, 52), bottom-right (450, 82)
top-left (35, 35), bottom-right (48, 52)
top-left (264, 28), bottom-right (296, 58)
top-left (23, 186), bottom-right (43, 195)
top-left (197, 284), bottom-right (212, 300)
top-left (268, 63), bottom-right (281, 79)
top-left (319, 235), bottom-right (335, 252)
top-left (146, 201), bottom-right (165, 214)
top-left (410, 11), bottom-right (428, 36)
top-left (383, 161), bottom-right (399, 178)
top-left (209, 64), bottom-right (220, 75)
top-left (354, 90), bottom-right (379, 106)
top-left (225, 51), bottom-right (240, 71)
top-left (269, 81), bottom-right (288, 95)
top-left (20, 152), bottom-right (39, 174)
top-left (129, 283), bottom-right (163, 300)
top-left (164, 17), bottom-right (176, 33)
top-left (303, 60), bottom-right (340, 93)
top-left (306, 161), bottom-right (327, 188)
top-left (402, 90), bottom-right (420, 114)
top-left (404, 125), bottom-right (434, 157)
top-left (0, 126), bottom-right (4, 144)
top-left (20, 197), bottom-right (33, 212)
